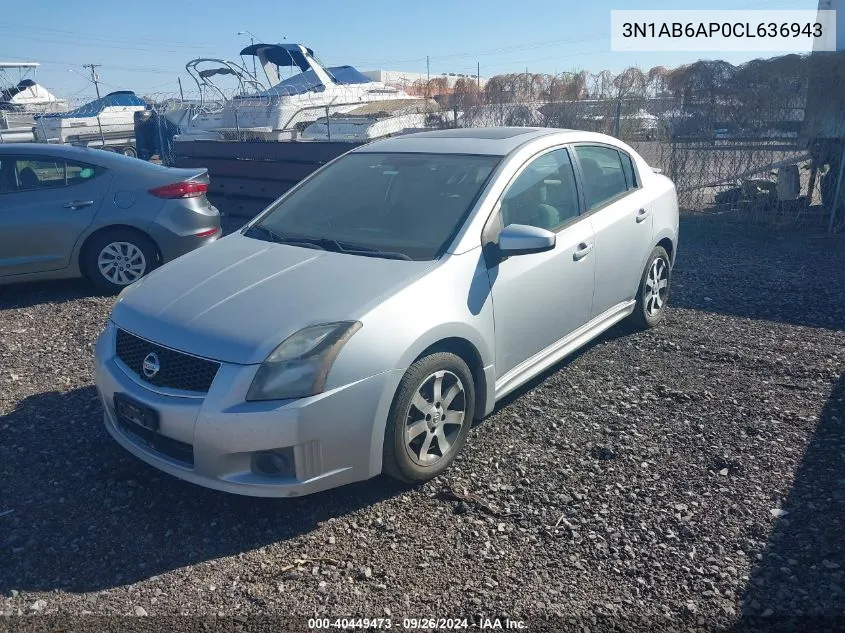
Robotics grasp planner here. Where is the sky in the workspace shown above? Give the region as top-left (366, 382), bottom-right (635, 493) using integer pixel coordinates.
top-left (0, 0), bottom-right (824, 102)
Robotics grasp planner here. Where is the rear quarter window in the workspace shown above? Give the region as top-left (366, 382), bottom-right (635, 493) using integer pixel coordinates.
top-left (620, 151), bottom-right (639, 190)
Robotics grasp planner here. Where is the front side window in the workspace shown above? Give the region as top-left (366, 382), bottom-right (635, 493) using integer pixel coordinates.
top-left (499, 148), bottom-right (580, 231)
top-left (248, 152), bottom-right (500, 260)
top-left (575, 145), bottom-right (629, 210)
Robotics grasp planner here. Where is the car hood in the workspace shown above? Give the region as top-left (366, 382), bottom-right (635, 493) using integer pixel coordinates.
top-left (110, 232), bottom-right (434, 364)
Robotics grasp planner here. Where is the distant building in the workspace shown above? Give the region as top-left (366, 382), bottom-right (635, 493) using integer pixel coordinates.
top-left (362, 70), bottom-right (487, 96)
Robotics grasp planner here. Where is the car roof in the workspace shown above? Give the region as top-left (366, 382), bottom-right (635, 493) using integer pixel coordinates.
top-left (0, 143), bottom-right (106, 159)
top-left (354, 127), bottom-right (581, 156)
top-left (0, 143), bottom-right (174, 171)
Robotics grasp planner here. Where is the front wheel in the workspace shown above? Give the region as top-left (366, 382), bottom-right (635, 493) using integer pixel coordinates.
top-left (629, 245), bottom-right (671, 329)
top-left (383, 352), bottom-right (475, 484)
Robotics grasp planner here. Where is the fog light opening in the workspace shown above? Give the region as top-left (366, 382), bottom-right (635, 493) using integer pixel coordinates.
top-left (252, 449), bottom-right (294, 478)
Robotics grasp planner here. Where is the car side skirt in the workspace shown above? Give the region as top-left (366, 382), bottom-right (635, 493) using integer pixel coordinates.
top-left (494, 300), bottom-right (636, 401)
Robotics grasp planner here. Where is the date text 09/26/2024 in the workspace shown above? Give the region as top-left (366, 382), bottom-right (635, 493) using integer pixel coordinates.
top-left (307, 618), bottom-right (528, 630)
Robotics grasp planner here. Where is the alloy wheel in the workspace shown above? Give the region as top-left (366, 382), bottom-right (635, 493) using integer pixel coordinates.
top-left (644, 256), bottom-right (669, 317)
top-left (404, 370), bottom-right (467, 467)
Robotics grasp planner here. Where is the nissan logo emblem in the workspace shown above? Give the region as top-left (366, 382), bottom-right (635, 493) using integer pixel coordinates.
top-left (142, 352), bottom-right (161, 379)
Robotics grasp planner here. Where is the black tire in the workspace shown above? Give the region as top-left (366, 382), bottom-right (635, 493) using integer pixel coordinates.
top-left (629, 245), bottom-right (671, 330)
top-left (383, 352), bottom-right (475, 484)
top-left (82, 228), bottom-right (159, 294)
top-left (120, 146), bottom-right (138, 158)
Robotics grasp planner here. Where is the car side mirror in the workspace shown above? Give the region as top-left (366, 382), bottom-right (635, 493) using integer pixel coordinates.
top-left (496, 223), bottom-right (556, 257)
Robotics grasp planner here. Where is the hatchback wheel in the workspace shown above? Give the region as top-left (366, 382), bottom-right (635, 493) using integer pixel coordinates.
top-left (383, 352), bottom-right (475, 483)
top-left (630, 245), bottom-right (671, 329)
top-left (83, 229), bottom-right (159, 293)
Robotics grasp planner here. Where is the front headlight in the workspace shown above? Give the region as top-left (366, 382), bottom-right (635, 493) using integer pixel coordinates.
top-left (246, 321), bottom-right (362, 401)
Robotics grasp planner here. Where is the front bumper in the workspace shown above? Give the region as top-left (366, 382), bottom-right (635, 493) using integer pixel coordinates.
top-left (94, 323), bottom-right (401, 497)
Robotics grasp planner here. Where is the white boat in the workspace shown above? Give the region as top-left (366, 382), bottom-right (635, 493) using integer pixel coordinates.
top-left (0, 62), bottom-right (67, 143)
top-left (172, 43), bottom-right (423, 142)
top-left (299, 99), bottom-right (449, 142)
top-left (33, 91), bottom-right (148, 150)
top-left (163, 58), bottom-right (267, 130)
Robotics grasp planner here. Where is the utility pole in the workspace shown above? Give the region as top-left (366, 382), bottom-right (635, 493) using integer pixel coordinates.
top-left (83, 63), bottom-right (107, 149)
top-left (477, 61), bottom-right (480, 89)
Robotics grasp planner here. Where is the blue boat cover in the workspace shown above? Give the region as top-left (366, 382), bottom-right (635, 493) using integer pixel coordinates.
top-left (239, 43), bottom-right (315, 70)
top-left (35, 91), bottom-right (146, 119)
top-left (239, 66), bottom-right (373, 98)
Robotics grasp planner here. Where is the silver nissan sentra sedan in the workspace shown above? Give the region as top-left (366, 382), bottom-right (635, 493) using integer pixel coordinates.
top-left (94, 127), bottom-right (679, 497)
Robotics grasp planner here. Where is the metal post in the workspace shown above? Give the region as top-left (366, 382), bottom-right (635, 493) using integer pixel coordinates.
top-left (828, 142), bottom-right (845, 234)
top-left (426, 56), bottom-right (430, 119)
top-left (251, 37), bottom-right (256, 78)
top-left (325, 105), bottom-right (331, 142)
top-left (84, 63), bottom-right (107, 150)
top-left (614, 99), bottom-right (622, 137)
top-left (477, 62), bottom-right (480, 89)
top-left (178, 77), bottom-right (184, 102)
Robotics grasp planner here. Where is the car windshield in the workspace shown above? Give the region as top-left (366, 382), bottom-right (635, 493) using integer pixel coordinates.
top-left (246, 152), bottom-right (501, 260)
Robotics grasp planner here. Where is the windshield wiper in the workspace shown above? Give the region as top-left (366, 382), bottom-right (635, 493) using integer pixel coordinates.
top-left (243, 224), bottom-right (285, 243)
top-left (244, 228), bottom-right (413, 260)
top-left (244, 226), bottom-right (327, 251)
top-left (340, 246), bottom-right (414, 261)
top-left (285, 237), bottom-right (414, 260)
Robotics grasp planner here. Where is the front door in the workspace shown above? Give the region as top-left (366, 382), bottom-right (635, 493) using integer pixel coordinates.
top-left (487, 147), bottom-right (596, 378)
top-left (0, 155), bottom-right (111, 277)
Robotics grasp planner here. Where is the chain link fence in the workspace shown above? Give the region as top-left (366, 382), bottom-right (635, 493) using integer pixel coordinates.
top-left (5, 53), bottom-right (843, 229)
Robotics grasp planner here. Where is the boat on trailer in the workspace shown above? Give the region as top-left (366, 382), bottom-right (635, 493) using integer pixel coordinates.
top-left (33, 91), bottom-right (148, 155)
top-left (0, 62), bottom-right (67, 143)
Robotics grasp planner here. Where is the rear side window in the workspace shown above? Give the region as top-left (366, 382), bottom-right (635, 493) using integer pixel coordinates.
top-left (65, 160), bottom-right (103, 185)
top-left (575, 145), bottom-right (628, 210)
top-left (0, 156), bottom-right (104, 193)
top-left (619, 151), bottom-right (639, 189)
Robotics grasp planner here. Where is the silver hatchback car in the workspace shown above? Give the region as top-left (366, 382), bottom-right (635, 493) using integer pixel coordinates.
top-left (94, 128), bottom-right (679, 497)
top-left (0, 144), bottom-right (221, 292)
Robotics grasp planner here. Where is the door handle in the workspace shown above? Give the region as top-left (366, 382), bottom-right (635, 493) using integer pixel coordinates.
top-left (63, 200), bottom-right (94, 210)
top-left (635, 207), bottom-right (651, 223)
top-left (573, 242), bottom-right (593, 261)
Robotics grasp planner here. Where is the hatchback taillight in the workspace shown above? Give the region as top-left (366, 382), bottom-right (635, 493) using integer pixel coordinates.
top-left (148, 181), bottom-right (208, 199)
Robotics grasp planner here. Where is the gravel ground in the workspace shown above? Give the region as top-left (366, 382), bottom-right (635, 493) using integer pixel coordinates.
top-left (1, 213), bottom-right (844, 631)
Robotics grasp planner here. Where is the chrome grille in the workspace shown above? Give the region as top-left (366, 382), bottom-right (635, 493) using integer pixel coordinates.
top-left (115, 328), bottom-right (220, 393)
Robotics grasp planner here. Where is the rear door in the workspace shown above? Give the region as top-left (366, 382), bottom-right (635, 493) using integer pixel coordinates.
top-left (572, 144), bottom-right (653, 318)
top-left (0, 155), bottom-right (112, 277)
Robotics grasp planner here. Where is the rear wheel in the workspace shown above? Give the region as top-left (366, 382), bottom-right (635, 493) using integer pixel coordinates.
top-left (82, 228), bottom-right (159, 293)
top-left (629, 245), bottom-right (671, 329)
top-left (383, 352), bottom-right (475, 484)
top-left (120, 146), bottom-right (138, 158)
